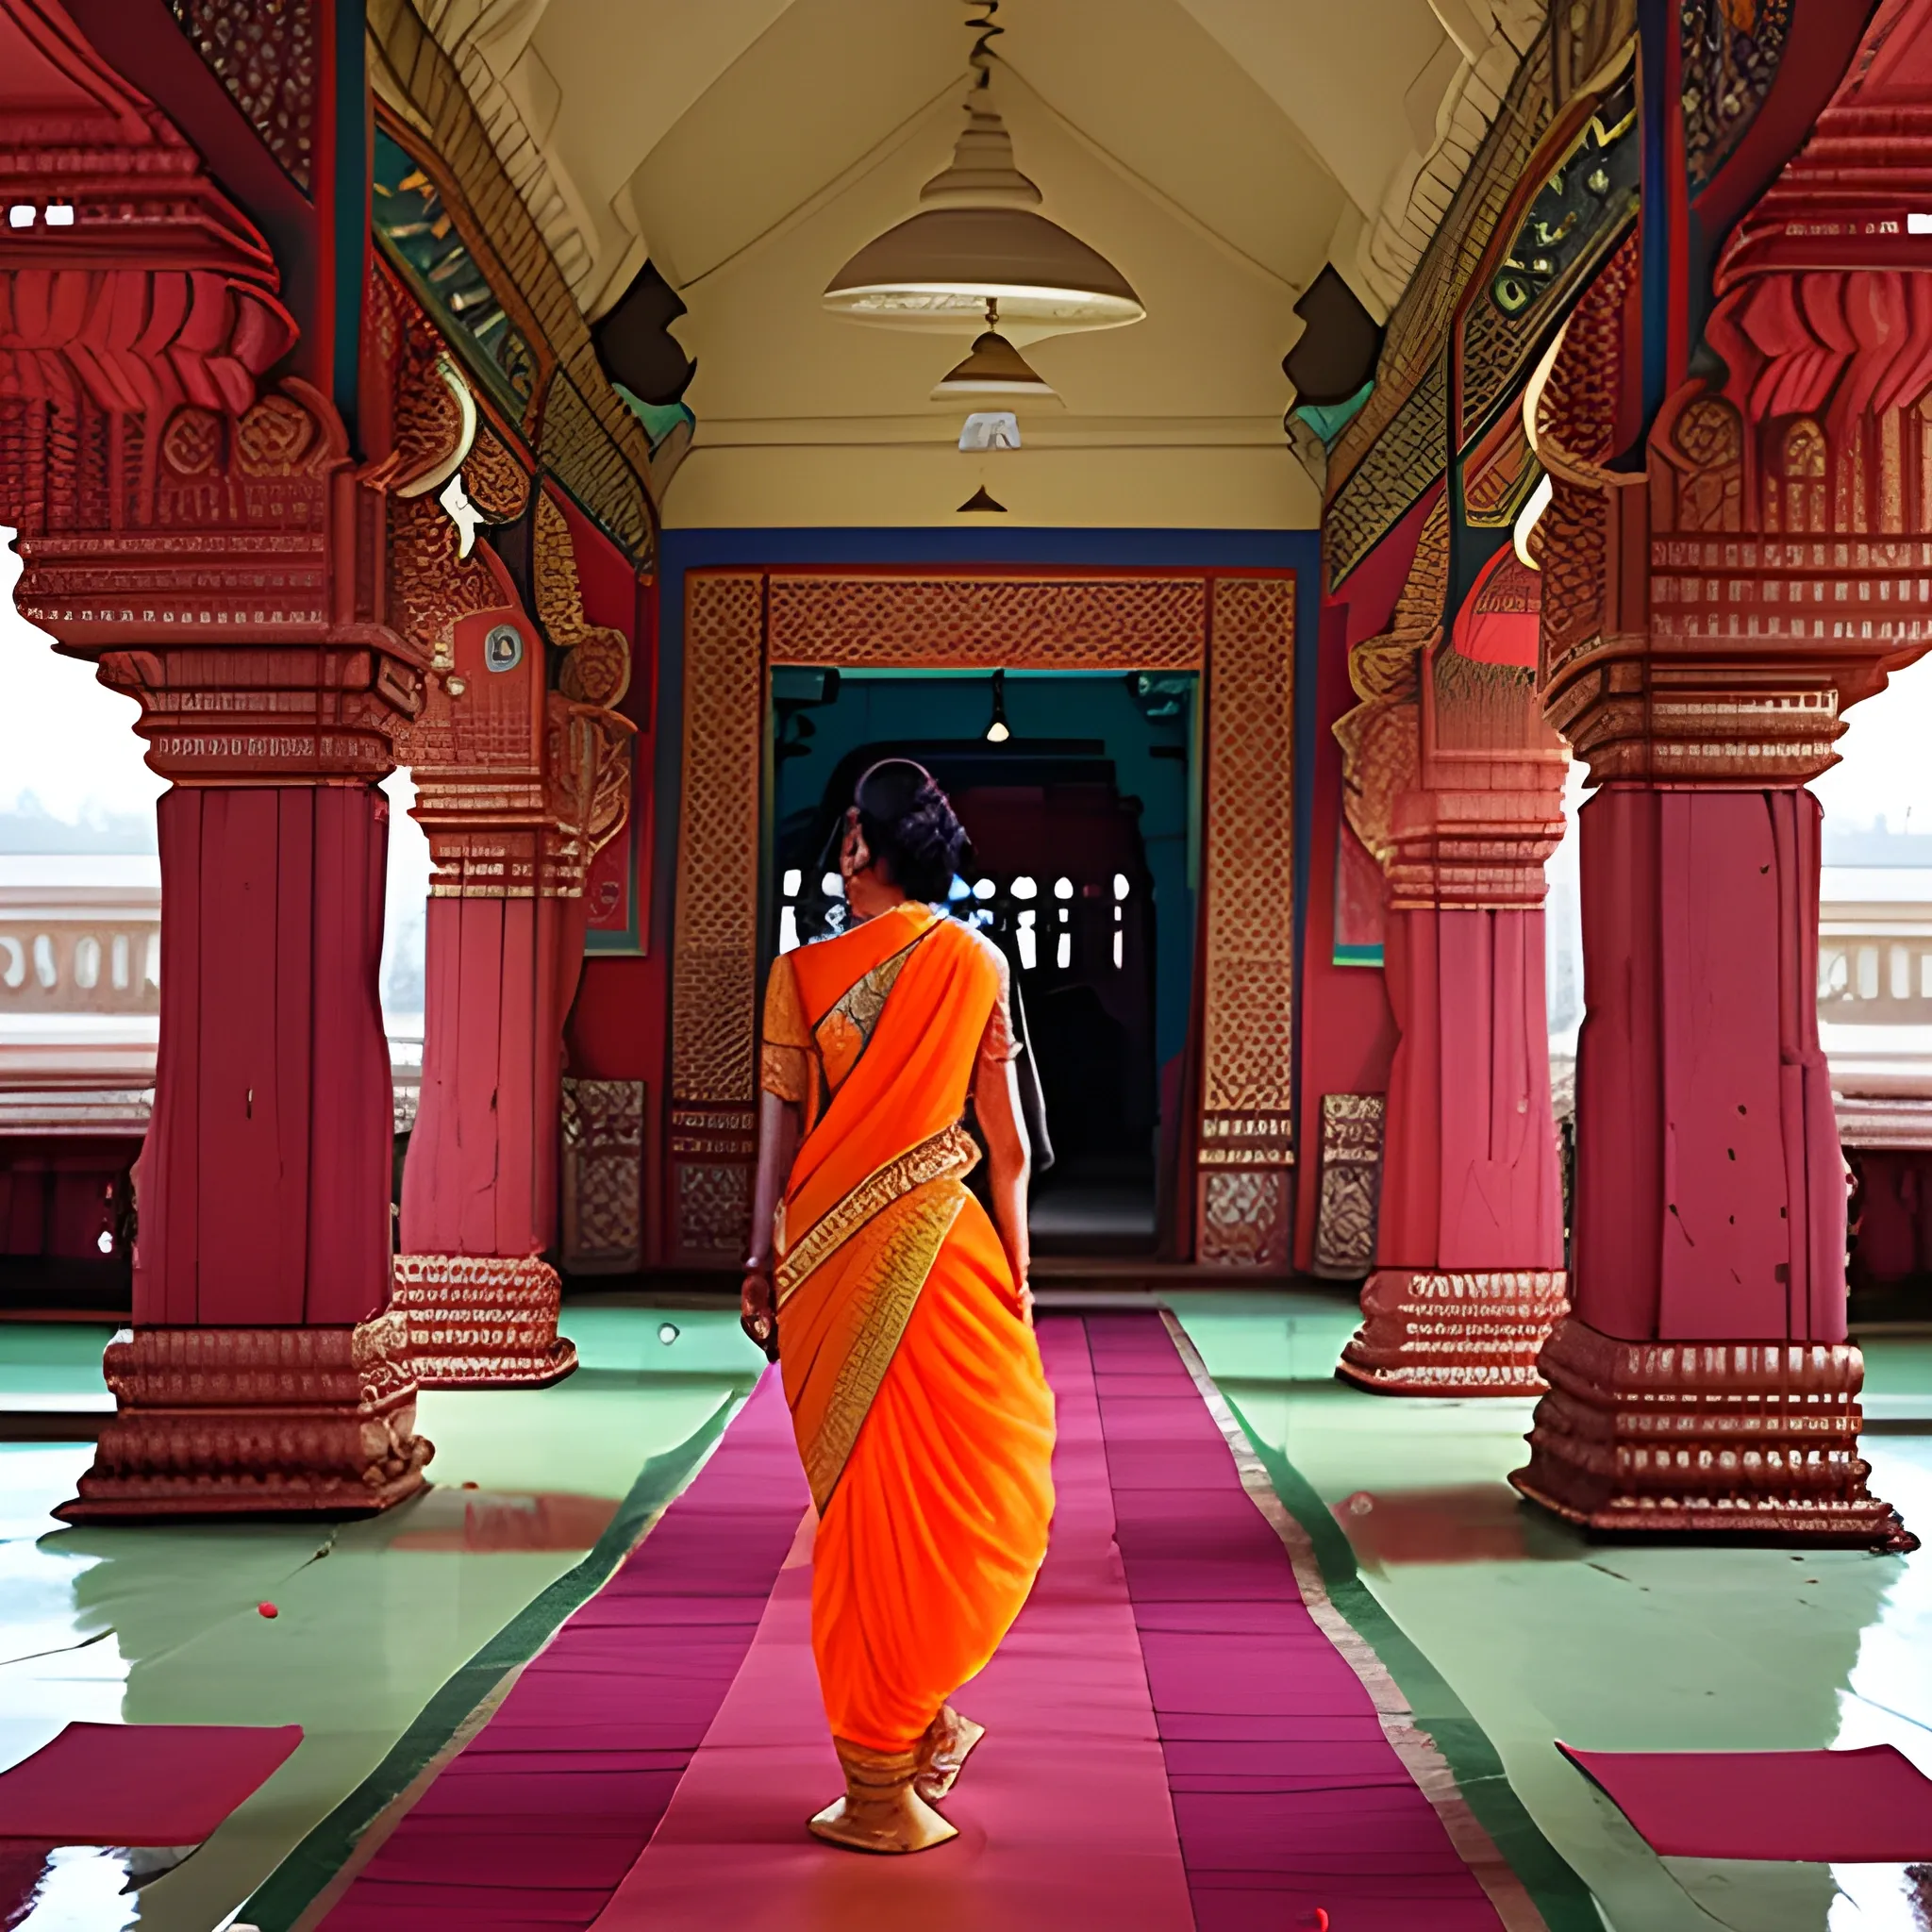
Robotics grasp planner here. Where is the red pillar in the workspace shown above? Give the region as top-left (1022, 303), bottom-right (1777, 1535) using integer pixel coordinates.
top-left (70, 783), bottom-right (429, 1517)
top-left (1508, 8), bottom-right (1932, 1545)
top-left (0, 5), bottom-right (435, 1517)
top-left (1340, 592), bottom-right (1571, 1393)
top-left (390, 583), bottom-right (630, 1386)
top-left (1511, 776), bottom-right (1905, 1541)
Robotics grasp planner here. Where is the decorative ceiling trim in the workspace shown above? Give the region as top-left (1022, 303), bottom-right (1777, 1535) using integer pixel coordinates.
top-left (365, 0), bottom-right (660, 550)
top-left (405, 0), bottom-right (602, 305)
top-left (1345, 0), bottom-right (1545, 317)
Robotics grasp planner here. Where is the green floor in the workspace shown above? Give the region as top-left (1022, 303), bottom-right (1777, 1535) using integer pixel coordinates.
top-left (0, 1307), bottom-right (759, 1932)
top-left (6, 1296), bottom-right (1932, 1930)
top-left (1181, 1290), bottom-right (1932, 1932)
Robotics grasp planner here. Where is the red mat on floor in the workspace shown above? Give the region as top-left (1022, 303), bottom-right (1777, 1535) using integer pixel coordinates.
top-left (587, 1317), bottom-right (1194, 1931)
top-left (1560, 1741), bottom-right (1932, 1862)
top-left (0, 1723), bottom-right (300, 1844)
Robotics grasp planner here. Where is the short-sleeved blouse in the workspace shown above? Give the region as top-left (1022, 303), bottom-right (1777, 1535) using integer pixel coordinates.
top-left (759, 914), bottom-right (1019, 1131)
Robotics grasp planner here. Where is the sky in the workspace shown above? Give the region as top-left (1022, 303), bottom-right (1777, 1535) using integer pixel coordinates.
top-left (1, 530), bottom-right (432, 1024)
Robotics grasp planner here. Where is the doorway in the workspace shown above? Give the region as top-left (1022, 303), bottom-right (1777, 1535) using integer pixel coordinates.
top-left (766, 669), bottom-right (1198, 1255)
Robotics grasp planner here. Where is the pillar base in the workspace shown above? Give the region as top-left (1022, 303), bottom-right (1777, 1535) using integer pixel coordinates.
top-left (57, 1314), bottom-right (432, 1523)
top-left (391, 1255), bottom-right (578, 1388)
top-left (1337, 1269), bottom-right (1568, 1396)
top-left (1508, 1317), bottom-right (1917, 1550)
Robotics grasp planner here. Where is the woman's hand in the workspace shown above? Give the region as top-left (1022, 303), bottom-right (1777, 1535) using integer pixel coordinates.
top-left (741, 1268), bottom-right (779, 1362)
top-left (1018, 1281), bottom-right (1035, 1330)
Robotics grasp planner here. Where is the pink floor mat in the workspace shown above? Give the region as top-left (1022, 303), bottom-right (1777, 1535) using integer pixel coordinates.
top-left (1560, 1741), bottom-right (1932, 1862)
top-left (586, 1320), bottom-right (1196, 1932)
top-left (0, 1722), bottom-right (300, 1844)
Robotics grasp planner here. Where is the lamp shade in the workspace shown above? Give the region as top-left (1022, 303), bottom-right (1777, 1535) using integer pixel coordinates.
top-left (932, 327), bottom-right (1056, 399)
top-left (825, 88), bottom-right (1141, 335)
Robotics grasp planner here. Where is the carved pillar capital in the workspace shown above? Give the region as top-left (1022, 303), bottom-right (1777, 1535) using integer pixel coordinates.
top-left (1384, 772), bottom-right (1567, 911)
top-left (1534, 77), bottom-right (1932, 786)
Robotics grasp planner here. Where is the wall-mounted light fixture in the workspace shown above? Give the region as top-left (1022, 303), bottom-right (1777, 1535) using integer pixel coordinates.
top-left (985, 668), bottom-right (1011, 742)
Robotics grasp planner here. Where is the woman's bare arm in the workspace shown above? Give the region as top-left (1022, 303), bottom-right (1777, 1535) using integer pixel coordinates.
top-left (741, 1087), bottom-right (801, 1357)
top-left (974, 1052), bottom-right (1033, 1323)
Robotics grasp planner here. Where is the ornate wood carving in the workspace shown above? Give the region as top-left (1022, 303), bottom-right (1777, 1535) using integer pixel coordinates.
top-left (57, 1313), bottom-right (432, 1521)
top-left (1340, 1271), bottom-right (1569, 1395)
top-left (1539, 15), bottom-right (1932, 785)
top-left (1681, 0), bottom-right (1792, 190)
top-left (1196, 577), bottom-right (1296, 1270)
top-left (0, 5), bottom-right (423, 780)
top-left (169, 0), bottom-right (321, 192)
top-left (765, 575), bottom-right (1209, 669)
top-left (1310, 1093), bottom-right (1385, 1280)
top-left (1334, 496), bottom-right (1449, 871)
top-left (561, 1076), bottom-right (645, 1274)
top-left (1511, 1316), bottom-right (1909, 1547)
top-left (670, 569), bottom-right (1296, 1270)
top-left (389, 1253), bottom-right (576, 1387)
top-left (1324, 32), bottom-right (1555, 585)
top-left (367, 271), bottom-right (635, 901)
top-left (364, 7), bottom-right (659, 561)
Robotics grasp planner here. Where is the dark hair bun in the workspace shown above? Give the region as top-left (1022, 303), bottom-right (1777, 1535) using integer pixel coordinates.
top-left (854, 759), bottom-right (972, 903)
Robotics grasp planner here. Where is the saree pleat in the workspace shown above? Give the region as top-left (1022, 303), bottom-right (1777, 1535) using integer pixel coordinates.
top-left (808, 1203), bottom-right (1055, 1753)
top-left (765, 904), bottom-right (1057, 1755)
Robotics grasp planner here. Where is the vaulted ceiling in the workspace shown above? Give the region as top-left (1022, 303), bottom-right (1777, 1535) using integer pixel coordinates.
top-left (396, 0), bottom-right (1541, 528)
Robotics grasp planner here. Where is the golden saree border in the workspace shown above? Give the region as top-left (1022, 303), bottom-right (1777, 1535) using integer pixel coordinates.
top-left (775, 1122), bottom-right (980, 1305)
top-left (800, 1179), bottom-right (967, 1513)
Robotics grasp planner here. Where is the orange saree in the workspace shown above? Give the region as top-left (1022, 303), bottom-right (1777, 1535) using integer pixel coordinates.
top-left (760, 901), bottom-right (1057, 1756)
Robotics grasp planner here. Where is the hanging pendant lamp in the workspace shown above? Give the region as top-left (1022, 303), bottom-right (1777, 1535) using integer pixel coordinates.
top-left (932, 299), bottom-right (1057, 399)
top-left (824, 17), bottom-right (1141, 337)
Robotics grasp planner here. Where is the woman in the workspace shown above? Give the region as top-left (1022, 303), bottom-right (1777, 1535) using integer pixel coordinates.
top-left (741, 758), bottom-right (1057, 1855)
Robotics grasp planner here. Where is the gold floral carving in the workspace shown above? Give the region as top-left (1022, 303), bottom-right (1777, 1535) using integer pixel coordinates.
top-left (463, 421), bottom-right (532, 524)
top-left (1312, 1093), bottom-right (1386, 1280)
top-left (535, 489), bottom-right (632, 708)
top-left (561, 1076), bottom-right (644, 1273)
top-left (1334, 496), bottom-right (1451, 867)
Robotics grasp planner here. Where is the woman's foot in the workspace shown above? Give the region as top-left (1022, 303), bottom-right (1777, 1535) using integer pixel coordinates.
top-left (809, 1737), bottom-right (958, 1854)
top-left (914, 1705), bottom-right (986, 1805)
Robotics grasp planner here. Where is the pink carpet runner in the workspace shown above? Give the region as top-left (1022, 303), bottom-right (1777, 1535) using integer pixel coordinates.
top-left (1087, 1315), bottom-right (1507, 1929)
top-left (319, 1315), bottom-right (1515, 1928)
top-left (586, 1317), bottom-right (1195, 1930)
top-left (322, 1373), bottom-right (808, 1929)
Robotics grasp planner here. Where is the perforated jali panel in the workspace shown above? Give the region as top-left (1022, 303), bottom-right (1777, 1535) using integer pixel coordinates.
top-left (766, 574), bottom-right (1208, 669)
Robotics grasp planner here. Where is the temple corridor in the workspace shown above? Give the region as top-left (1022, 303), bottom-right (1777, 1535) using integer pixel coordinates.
top-left (8, 0), bottom-right (1932, 1922)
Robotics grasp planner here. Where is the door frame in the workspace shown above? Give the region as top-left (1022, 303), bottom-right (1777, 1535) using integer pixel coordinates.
top-left (665, 565), bottom-right (1297, 1269)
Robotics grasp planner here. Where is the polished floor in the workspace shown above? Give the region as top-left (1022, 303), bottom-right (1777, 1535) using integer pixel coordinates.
top-left (3, 1294), bottom-right (1931, 1929)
